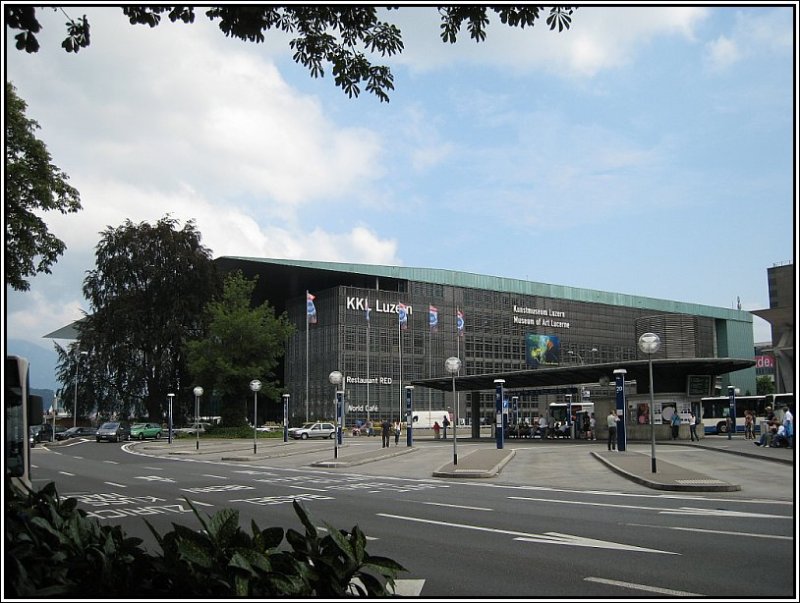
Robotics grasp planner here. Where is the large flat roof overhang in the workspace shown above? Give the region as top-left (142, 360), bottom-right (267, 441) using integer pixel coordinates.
top-left (411, 358), bottom-right (755, 392)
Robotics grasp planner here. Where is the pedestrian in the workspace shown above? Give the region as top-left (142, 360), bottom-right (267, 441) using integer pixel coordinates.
top-left (587, 414), bottom-right (596, 441)
top-left (538, 414), bottom-right (547, 439)
top-left (442, 414), bottom-right (450, 439)
top-left (782, 405), bottom-right (793, 449)
top-left (744, 411), bottom-right (754, 440)
top-left (381, 418), bottom-right (391, 448)
top-left (394, 421), bottom-right (401, 446)
top-left (607, 410), bottom-right (618, 451)
top-left (433, 421), bottom-right (441, 440)
top-left (670, 410), bottom-right (681, 440)
top-left (689, 411), bottom-right (699, 442)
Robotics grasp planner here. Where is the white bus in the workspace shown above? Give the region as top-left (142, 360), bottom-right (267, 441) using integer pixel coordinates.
top-left (699, 393), bottom-right (794, 435)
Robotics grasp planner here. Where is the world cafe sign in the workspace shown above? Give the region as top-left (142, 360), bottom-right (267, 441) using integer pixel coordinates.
top-left (346, 296), bottom-right (413, 317)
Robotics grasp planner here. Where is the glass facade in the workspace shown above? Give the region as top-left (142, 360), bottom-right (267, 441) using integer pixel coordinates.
top-left (273, 265), bottom-right (755, 425)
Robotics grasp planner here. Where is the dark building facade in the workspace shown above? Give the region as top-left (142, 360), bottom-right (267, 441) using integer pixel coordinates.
top-left (216, 257), bottom-right (756, 426)
top-left (753, 262), bottom-right (795, 395)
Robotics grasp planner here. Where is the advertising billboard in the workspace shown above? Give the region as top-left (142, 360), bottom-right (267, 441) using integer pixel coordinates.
top-left (525, 334), bottom-right (560, 367)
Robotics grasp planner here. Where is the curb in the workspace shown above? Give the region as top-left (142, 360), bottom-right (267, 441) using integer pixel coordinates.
top-left (660, 441), bottom-right (794, 465)
top-left (432, 449), bottom-right (516, 479)
top-left (590, 451), bottom-right (741, 492)
top-left (311, 447), bottom-right (418, 468)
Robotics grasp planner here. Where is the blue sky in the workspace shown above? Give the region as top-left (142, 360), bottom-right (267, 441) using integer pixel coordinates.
top-left (4, 5), bottom-right (797, 391)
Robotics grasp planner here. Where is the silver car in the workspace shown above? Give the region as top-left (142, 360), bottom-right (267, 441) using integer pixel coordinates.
top-left (290, 422), bottom-right (336, 440)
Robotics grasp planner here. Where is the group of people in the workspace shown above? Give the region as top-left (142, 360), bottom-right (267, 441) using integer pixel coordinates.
top-left (753, 405), bottom-right (793, 449)
top-left (380, 419), bottom-right (403, 447)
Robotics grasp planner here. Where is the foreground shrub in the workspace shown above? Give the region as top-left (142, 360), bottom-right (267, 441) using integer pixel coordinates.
top-left (5, 480), bottom-right (405, 597)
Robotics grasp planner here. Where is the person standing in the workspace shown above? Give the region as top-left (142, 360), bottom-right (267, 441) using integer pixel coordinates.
top-left (588, 413), bottom-right (596, 441)
top-left (670, 410), bottom-right (681, 440)
top-left (689, 411), bottom-right (699, 442)
top-left (394, 421), bottom-right (401, 446)
top-left (381, 418), bottom-right (391, 448)
top-left (782, 406), bottom-right (794, 449)
top-left (442, 414), bottom-right (450, 439)
top-left (607, 411), bottom-right (618, 451)
top-left (433, 421), bottom-right (441, 440)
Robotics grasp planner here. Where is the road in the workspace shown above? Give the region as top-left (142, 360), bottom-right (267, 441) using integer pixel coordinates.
top-left (29, 438), bottom-right (795, 598)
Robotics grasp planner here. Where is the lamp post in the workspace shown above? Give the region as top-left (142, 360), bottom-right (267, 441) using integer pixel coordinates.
top-left (73, 349), bottom-right (88, 428)
top-left (282, 393), bottom-right (290, 442)
top-left (193, 386), bottom-right (203, 451)
top-left (250, 380), bottom-right (262, 454)
top-left (445, 357), bottom-right (461, 465)
top-left (329, 371), bottom-right (343, 460)
top-left (167, 393), bottom-right (175, 444)
top-left (638, 332), bottom-right (661, 473)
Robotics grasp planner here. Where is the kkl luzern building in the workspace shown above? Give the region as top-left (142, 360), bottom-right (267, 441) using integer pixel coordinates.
top-left (217, 257), bottom-right (756, 439)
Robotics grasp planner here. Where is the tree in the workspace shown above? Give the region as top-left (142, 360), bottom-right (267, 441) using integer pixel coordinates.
top-left (187, 271), bottom-right (295, 427)
top-left (5, 81), bottom-right (82, 291)
top-left (756, 375), bottom-right (776, 396)
top-left (61, 216), bottom-right (221, 422)
top-left (6, 6), bottom-right (576, 102)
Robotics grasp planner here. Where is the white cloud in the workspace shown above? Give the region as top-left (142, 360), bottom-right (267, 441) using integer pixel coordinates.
top-left (705, 35), bottom-right (741, 71)
top-left (389, 6), bottom-right (709, 77)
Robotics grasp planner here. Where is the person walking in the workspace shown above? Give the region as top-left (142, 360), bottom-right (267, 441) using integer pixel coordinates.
top-left (394, 421), bottom-right (401, 446)
top-left (607, 410), bottom-right (618, 451)
top-left (689, 411), bottom-right (699, 441)
top-left (744, 411), bottom-right (754, 440)
top-left (433, 421), bottom-right (441, 440)
top-left (588, 413), bottom-right (596, 441)
top-left (381, 418), bottom-right (391, 448)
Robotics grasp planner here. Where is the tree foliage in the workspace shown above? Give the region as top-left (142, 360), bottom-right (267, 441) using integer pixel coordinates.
top-left (7, 6), bottom-right (576, 102)
top-left (59, 217), bottom-right (220, 422)
top-left (187, 271), bottom-right (295, 427)
top-left (5, 81), bottom-right (82, 291)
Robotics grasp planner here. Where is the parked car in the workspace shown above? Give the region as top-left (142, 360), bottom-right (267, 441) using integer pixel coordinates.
top-left (174, 422), bottom-right (212, 436)
top-left (55, 426), bottom-right (98, 441)
top-left (96, 422), bottom-right (131, 442)
top-left (290, 422), bottom-right (336, 440)
top-left (130, 422), bottom-right (163, 440)
top-left (29, 424), bottom-right (66, 443)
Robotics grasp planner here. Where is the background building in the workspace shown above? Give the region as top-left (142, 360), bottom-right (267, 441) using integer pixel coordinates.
top-left (752, 262), bottom-right (794, 395)
top-left (216, 257), bottom-right (756, 425)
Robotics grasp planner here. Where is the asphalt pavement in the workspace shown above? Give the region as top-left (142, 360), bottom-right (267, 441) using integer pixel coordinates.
top-left (95, 430), bottom-right (796, 493)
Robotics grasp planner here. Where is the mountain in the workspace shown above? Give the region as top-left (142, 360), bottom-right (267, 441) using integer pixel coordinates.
top-left (6, 339), bottom-right (61, 391)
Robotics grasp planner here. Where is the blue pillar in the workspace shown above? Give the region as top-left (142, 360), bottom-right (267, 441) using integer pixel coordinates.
top-left (405, 386), bottom-right (414, 447)
top-left (614, 369), bottom-right (627, 452)
top-left (494, 379), bottom-right (505, 449)
top-left (727, 386), bottom-right (736, 440)
top-left (512, 396), bottom-right (519, 426)
top-left (336, 390), bottom-right (344, 445)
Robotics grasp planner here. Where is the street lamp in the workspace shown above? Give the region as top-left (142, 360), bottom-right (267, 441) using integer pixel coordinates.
top-left (73, 349), bottom-right (88, 428)
top-left (167, 393), bottom-right (175, 444)
top-left (193, 386), bottom-right (203, 451)
top-left (638, 332), bottom-right (661, 473)
top-left (445, 357), bottom-right (461, 466)
top-left (329, 371), bottom-right (343, 460)
top-left (250, 380), bottom-right (262, 454)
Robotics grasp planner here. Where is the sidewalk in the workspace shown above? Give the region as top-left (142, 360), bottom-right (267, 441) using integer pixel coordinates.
top-left (123, 433), bottom-right (793, 493)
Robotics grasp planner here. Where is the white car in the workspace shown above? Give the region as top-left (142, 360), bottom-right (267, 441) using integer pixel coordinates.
top-left (174, 422), bottom-right (212, 435)
top-left (289, 422), bottom-right (336, 440)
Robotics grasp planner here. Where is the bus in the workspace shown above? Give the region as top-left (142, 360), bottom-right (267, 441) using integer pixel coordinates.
top-left (699, 393), bottom-right (794, 435)
top-left (5, 356), bottom-right (43, 486)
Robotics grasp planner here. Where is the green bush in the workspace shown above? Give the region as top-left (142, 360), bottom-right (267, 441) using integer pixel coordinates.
top-left (5, 480), bottom-right (405, 597)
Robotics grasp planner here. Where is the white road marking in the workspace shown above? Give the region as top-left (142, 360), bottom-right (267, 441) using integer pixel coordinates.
top-left (200, 474), bottom-right (229, 480)
top-left (418, 501), bottom-right (493, 511)
top-left (661, 507), bottom-right (791, 519)
top-left (508, 496), bottom-right (792, 519)
top-left (627, 522), bottom-right (793, 541)
top-left (58, 471), bottom-right (75, 476)
top-left (584, 576), bottom-right (701, 596)
top-left (104, 481), bottom-right (127, 488)
top-left (103, 460), bottom-right (119, 464)
top-left (377, 513), bottom-right (676, 555)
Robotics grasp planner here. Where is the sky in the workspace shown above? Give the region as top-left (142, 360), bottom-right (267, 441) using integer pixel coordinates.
top-left (4, 4), bottom-right (798, 391)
